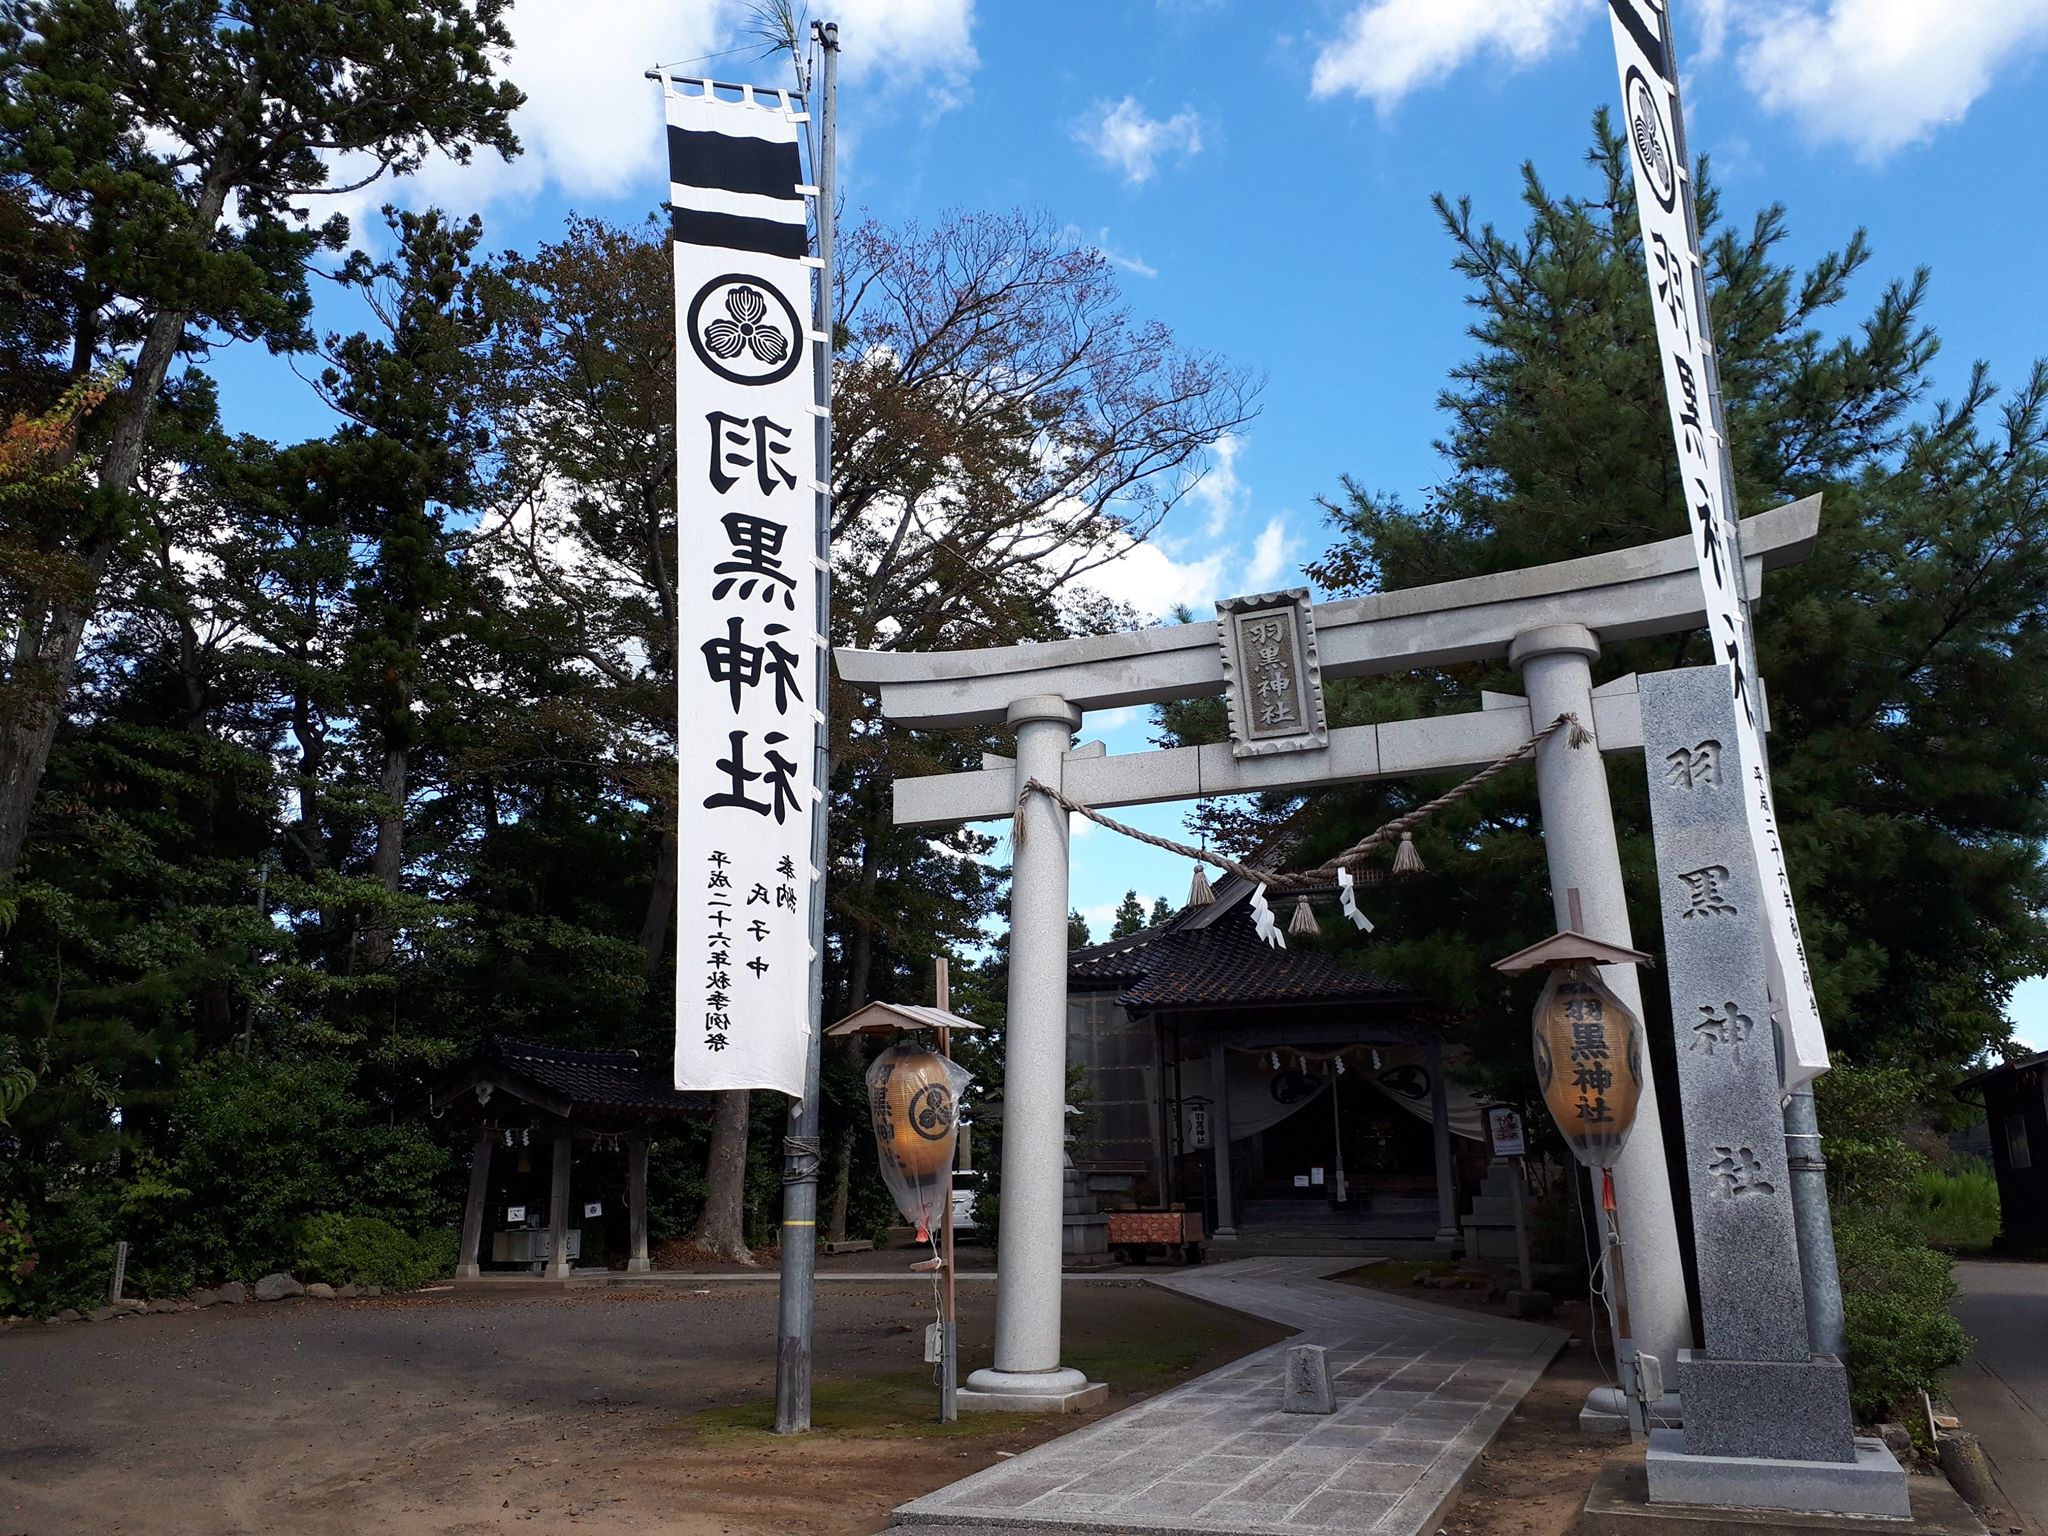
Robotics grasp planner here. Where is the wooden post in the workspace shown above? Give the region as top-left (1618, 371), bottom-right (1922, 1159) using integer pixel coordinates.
top-left (1510, 1157), bottom-right (1533, 1294)
top-left (937, 957), bottom-right (958, 1424)
top-left (627, 1137), bottom-right (651, 1273)
top-left (1428, 1032), bottom-right (1459, 1247)
top-left (546, 1135), bottom-right (573, 1281)
top-left (1210, 1041), bottom-right (1236, 1237)
top-left (458, 1127), bottom-right (493, 1279)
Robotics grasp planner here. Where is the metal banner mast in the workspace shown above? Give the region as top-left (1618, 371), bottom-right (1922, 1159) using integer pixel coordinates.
top-left (775, 17), bottom-right (837, 1435)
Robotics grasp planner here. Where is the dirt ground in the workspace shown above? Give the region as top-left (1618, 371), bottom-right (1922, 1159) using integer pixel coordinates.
top-left (0, 1272), bottom-right (1280, 1536)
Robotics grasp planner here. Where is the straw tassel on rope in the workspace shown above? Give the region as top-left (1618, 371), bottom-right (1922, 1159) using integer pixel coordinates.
top-left (1288, 896), bottom-right (1321, 938)
top-left (1392, 831), bottom-right (1424, 876)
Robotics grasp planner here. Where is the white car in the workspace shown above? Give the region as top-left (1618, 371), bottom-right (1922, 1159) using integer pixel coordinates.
top-left (950, 1169), bottom-right (980, 1231)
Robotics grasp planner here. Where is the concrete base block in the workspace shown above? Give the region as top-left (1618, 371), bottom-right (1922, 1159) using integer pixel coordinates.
top-left (1580, 1385), bottom-right (1684, 1435)
top-left (625, 1257), bottom-right (651, 1273)
top-left (1582, 1453), bottom-right (1984, 1536)
top-left (1676, 1351), bottom-right (1856, 1464)
top-left (1645, 1429), bottom-right (1911, 1519)
top-left (1508, 1289), bottom-right (1555, 1318)
top-left (958, 1365), bottom-right (1107, 1414)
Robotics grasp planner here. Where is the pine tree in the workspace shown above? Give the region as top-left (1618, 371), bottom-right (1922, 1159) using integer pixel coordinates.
top-left (1110, 889), bottom-right (1148, 938)
top-left (1178, 116), bottom-right (2048, 1109)
top-left (0, 0), bottom-right (522, 878)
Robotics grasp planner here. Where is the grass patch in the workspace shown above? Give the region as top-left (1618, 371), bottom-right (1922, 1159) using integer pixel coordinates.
top-left (1908, 1162), bottom-right (2001, 1253)
top-left (681, 1285), bottom-right (1287, 1444)
top-left (686, 1368), bottom-right (1004, 1442)
top-left (1332, 1260), bottom-right (1457, 1290)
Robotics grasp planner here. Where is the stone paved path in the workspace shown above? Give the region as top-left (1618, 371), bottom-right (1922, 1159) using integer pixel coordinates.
top-left (1950, 1260), bottom-right (2048, 1536)
top-left (892, 1256), bottom-right (1567, 1536)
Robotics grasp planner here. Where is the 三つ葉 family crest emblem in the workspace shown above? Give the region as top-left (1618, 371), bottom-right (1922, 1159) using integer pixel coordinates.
top-left (1624, 66), bottom-right (1676, 212)
top-left (687, 274), bottom-right (804, 386)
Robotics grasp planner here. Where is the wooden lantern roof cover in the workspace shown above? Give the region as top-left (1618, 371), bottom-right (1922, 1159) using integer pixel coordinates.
top-left (824, 1001), bottom-right (985, 1037)
top-left (1491, 929), bottom-right (1655, 976)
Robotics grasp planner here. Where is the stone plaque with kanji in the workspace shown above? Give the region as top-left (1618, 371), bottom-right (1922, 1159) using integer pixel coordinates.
top-left (1215, 588), bottom-right (1328, 758)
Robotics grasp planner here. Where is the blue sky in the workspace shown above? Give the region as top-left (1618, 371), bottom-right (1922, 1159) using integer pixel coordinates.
top-left (203, 0), bottom-right (2048, 1047)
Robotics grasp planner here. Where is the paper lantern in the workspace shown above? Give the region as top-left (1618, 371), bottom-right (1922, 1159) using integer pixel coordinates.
top-left (866, 1041), bottom-right (972, 1238)
top-left (1531, 964), bottom-right (1644, 1169)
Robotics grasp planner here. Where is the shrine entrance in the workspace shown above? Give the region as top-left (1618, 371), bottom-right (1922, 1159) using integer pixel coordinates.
top-left (1068, 868), bottom-right (1483, 1251)
top-left (834, 496), bottom-right (1820, 1413)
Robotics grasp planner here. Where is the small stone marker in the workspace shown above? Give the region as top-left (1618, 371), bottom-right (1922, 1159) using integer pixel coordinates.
top-left (1281, 1343), bottom-right (1335, 1414)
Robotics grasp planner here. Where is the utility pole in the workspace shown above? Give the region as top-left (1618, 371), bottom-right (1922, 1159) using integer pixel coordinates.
top-left (773, 16), bottom-right (837, 1435)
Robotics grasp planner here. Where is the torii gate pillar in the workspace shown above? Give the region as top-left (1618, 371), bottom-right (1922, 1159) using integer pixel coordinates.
top-left (1513, 623), bottom-right (1691, 1401)
top-left (960, 695), bottom-right (1107, 1413)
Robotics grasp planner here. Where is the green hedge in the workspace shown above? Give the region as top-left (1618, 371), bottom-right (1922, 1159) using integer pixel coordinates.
top-left (1833, 1205), bottom-right (1972, 1422)
top-left (293, 1215), bottom-right (457, 1290)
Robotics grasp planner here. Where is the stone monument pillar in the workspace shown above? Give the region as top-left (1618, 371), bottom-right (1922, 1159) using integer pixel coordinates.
top-left (1639, 666), bottom-right (1905, 1515)
top-left (1511, 624), bottom-right (1691, 1384)
top-left (961, 694), bottom-right (1106, 1413)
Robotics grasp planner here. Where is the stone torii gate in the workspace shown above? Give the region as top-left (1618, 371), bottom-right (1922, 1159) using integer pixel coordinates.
top-left (835, 495), bottom-right (1819, 1413)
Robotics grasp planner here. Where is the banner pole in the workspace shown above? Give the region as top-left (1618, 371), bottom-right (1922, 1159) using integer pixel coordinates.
top-left (773, 16), bottom-right (838, 1436)
top-left (936, 957), bottom-right (958, 1423)
top-left (1627, 0), bottom-right (1846, 1359)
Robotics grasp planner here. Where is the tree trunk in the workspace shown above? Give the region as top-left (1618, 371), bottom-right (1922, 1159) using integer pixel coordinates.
top-left (821, 802), bottom-right (887, 1245)
top-left (0, 168), bottom-right (229, 879)
top-left (694, 1089), bottom-right (754, 1264)
top-left (825, 1122), bottom-right (857, 1245)
top-left (636, 825), bottom-right (677, 976)
top-left (360, 737), bottom-right (408, 968)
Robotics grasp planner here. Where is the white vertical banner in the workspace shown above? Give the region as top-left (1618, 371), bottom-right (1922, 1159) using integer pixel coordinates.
top-left (666, 78), bottom-right (823, 1097)
top-left (1606, 1), bottom-right (1829, 1088)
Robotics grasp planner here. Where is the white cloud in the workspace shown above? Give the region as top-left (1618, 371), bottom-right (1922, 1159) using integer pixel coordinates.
top-left (1089, 518), bottom-right (1294, 626)
top-left (1094, 229), bottom-right (1159, 279)
top-left (1309, 0), bottom-right (1581, 107)
top-left (1244, 516), bottom-right (1302, 591)
top-left (1059, 223), bottom-right (1159, 278)
top-left (835, 0), bottom-right (980, 102)
top-left (1721, 0), bottom-right (2048, 161)
top-left (1187, 433), bottom-right (1245, 538)
top-left (1075, 96), bottom-right (1204, 183)
top-left (1305, 0), bottom-right (2048, 162)
top-left (306, 0), bottom-right (977, 227)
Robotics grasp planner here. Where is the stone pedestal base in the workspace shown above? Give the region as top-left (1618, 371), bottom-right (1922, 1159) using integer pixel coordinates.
top-left (625, 1257), bottom-right (651, 1273)
top-left (1582, 1452), bottom-right (1982, 1536)
top-left (1646, 1429), bottom-right (1911, 1519)
top-left (958, 1365), bottom-right (1107, 1414)
top-left (1677, 1351), bottom-right (1856, 1464)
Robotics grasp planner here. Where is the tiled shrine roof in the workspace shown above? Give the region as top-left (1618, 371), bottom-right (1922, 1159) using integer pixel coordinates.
top-left (477, 1035), bottom-right (706, 1115)
top-left (1069, 899), bottom-right (1417, 1014)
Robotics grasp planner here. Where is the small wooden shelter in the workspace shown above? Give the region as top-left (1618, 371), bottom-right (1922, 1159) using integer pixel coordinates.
top-left (1967, 1049), bottom-right (2047, 1254)
top-left (428, 1035), bottom-right (708, 1279)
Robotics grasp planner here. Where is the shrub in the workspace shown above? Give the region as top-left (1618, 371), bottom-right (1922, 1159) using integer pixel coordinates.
top-left (1909, 1161), bottom-right (2001, 1252)
top-left (1833, 1205), bottom-right (1972, 1422)
top-left (294, 1214), bottom-right (457, 1290)
top-left (0, 1203), bottom-right (36, 1314)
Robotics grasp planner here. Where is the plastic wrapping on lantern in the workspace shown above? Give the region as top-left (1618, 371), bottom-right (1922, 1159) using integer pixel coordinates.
top-left (1531, 964), bottom-right (1644, 1169)
top-left (866, 1041), bottom-right (973, 1241)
